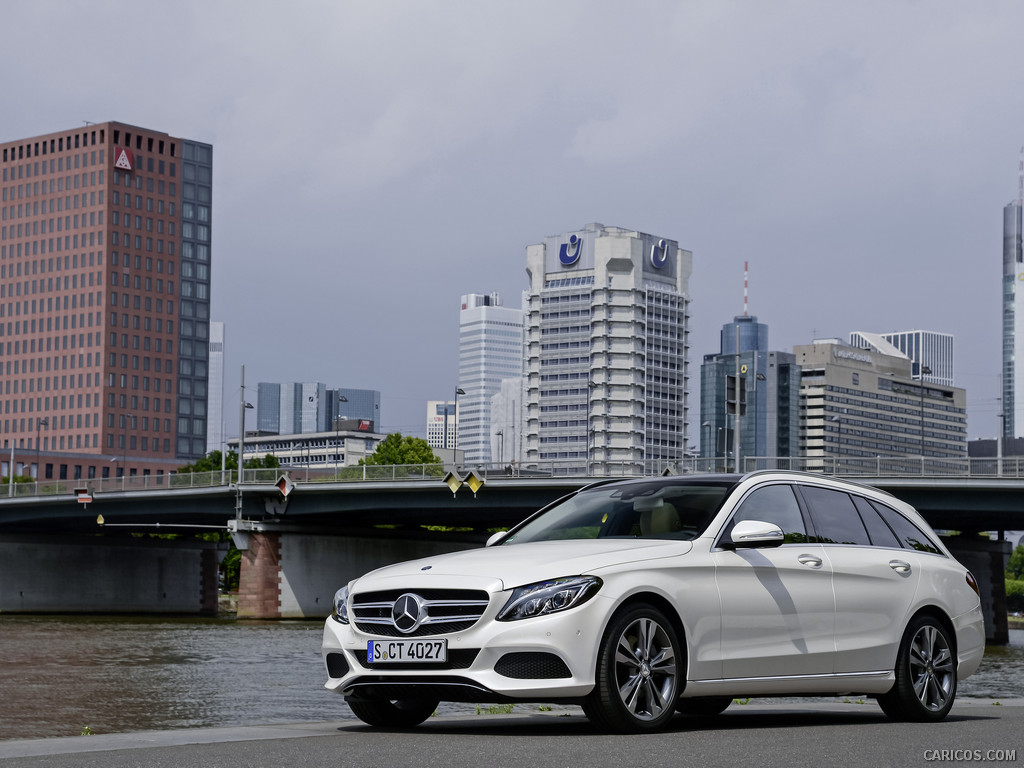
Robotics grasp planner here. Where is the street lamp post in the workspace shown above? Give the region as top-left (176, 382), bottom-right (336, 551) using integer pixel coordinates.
top-left (998, 395), bottom-right (1005, 476)
top-left (832, 415), bottom-right (842, 472)
top-left (919, 366), bottom-right (932, 461)
top-left (701, 421), bottom-right (711, 472)
top-left (335, 395), bottom-right (348, 477)
top-left (236, 364), bottom-right (254, 520)
top-left (496, 430), bottom-right (504, 467)
top-left (35, 417), bottom-right (48, 482)
top-left (123, 413), bottom-right (134, 482)
top-left (453, 388), bottom-right (465, 452)
top-left (716, 427), bottom-right (725, 472)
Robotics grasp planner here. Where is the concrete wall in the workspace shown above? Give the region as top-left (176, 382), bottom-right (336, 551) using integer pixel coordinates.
top-left (235, 533), bottom-right (477, 620)
top-left (279, 533), bottom-right (478, 619)
top-left (0, 534), bottom-right (221, 614)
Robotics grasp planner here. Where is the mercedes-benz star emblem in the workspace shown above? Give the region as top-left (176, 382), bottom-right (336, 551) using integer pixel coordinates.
top-left (392, 593), bottom-right (425, 634)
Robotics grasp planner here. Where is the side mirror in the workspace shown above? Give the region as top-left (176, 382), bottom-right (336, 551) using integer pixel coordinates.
top-left (485, 531), bottom-right (508, 547)
top-left (725, 520), bottom-right (785, 549)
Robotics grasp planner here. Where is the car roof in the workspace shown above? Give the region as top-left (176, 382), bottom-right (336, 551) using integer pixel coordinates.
top-left (579, 470), bottom-right (897, 501)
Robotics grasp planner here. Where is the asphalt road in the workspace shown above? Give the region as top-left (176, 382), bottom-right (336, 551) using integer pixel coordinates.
top-left (0, 700), bottom-right (1020, 768)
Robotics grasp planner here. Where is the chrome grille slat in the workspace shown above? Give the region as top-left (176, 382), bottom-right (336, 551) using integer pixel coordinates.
top-left (352, 588), bottom-right (490, 637)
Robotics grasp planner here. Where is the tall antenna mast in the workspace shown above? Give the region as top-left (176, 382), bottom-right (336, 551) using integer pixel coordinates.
top-left (1011, 145), bottom-right (1019, 207)
top-left (743, 261), bottom-right (749, 317)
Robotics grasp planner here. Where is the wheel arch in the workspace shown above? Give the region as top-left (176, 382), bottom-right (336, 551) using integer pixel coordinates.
top-left (906, 605), bottom-right (958, 662)
top-left (602, 591), bottom-right (690, 683)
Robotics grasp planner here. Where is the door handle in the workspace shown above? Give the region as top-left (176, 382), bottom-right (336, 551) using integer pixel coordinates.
top-left (798, 554), bottom-right (823, 568)
top-left (889, 559), bottom-right (912, 575)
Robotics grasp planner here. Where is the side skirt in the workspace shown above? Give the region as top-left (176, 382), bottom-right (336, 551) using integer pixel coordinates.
top-left (682, 670), bottom-right (895, 698)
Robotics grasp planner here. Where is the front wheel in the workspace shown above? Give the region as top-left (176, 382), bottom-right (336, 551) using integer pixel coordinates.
top-left (877, 615), bottom-right (957, 722)
top-left (583, 603), bottom-right (682, 733)
top-left (346, 697), bottom-right (439, 728)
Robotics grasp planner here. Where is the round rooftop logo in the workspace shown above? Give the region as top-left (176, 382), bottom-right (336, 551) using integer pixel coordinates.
top-left (559, 234), bottom-right (582, 266)
top-left (650, 239), bottom-right (669, 269)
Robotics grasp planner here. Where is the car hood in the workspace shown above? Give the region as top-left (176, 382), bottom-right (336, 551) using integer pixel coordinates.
top-left (352, 538), bottom-right (693, 594)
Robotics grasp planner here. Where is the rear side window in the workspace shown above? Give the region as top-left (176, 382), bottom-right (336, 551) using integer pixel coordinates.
top-left (799, 486), bottom-right (871, 545)
top-left (724, 484), bottom-right (808, 544)
top-left (851, 496), bottom-right (902, 548)
top-left (868, 500), bottom-right (943, 554)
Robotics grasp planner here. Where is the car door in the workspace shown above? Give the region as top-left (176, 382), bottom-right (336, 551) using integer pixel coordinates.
top-left (797, 486), bottom-right (922, 675)
top-left (711, 483), bottom-right (836, 679)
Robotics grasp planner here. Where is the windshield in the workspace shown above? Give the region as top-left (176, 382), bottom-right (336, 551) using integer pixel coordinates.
top-left (504, 480), bottom-right (734, 544)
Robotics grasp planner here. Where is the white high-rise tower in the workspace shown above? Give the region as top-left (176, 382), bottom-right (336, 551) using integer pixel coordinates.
top-left (523, 224), bottom-right (692, 473)
top-left (457, 293), bottom-right (524, 465)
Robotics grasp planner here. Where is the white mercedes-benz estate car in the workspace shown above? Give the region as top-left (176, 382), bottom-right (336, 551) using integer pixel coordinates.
top-left (322, 471), bottom-right (985, 733)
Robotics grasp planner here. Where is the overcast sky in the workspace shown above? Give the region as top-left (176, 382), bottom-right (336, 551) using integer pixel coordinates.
top-left (4, 1), bottom-right (1020, 442)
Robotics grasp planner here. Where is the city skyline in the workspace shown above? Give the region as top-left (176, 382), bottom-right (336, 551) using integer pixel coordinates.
top-left (1, 3), bottom-right (1020, 444)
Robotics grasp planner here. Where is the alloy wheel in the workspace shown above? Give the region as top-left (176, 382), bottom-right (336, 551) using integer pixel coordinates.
top-left (613, 616), bottom-right (678, 721)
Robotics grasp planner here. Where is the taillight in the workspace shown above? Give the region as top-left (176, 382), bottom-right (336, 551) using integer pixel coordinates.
top-left (966, 571), bottom-right (980, 597)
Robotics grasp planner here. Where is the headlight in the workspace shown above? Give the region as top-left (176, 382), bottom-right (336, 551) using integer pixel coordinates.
top-left (497, 576), bottom-right (601, 621)
top-left (332, 585), bottom-right (350, 624)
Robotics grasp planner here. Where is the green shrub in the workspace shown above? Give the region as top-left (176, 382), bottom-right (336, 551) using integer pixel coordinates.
top-left (1006, 579), bottom-right (1024, 613)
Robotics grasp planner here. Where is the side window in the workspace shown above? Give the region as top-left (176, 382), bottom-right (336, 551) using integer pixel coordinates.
top-left (851, 496), bottom-right (902, 548)
top-left (868, 500), bottom-right (943, 555)
top-left (725, 485), bottom-right (807, 544)
top-left (799, 486), bottom-right (870, 545)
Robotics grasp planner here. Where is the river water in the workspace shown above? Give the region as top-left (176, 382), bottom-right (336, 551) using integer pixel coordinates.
top-left (0, 616), bottom-right (1021, 741)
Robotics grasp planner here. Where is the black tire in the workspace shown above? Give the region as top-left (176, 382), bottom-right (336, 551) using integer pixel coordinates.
top-left (583, 603), bottom-right (683, 733)
top-left (346, 697), bottom-right (439, 728)
top-left (877, 615), bottom-right (957, 722)
top-left (676, 696), bottom-right (732, 716)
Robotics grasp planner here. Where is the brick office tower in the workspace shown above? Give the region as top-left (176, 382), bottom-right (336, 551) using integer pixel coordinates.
top-left (0, 122), bottom-right (213, 482)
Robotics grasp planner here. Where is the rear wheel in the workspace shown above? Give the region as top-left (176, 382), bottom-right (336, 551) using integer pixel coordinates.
top-left (583, 604), bottom-right (682, 733)
top-left (676, 696), bottom-right (732, 716)
top-left (346, 697), bottom-right (439, 728)
top-left (877, 615), bottom-right (956, 722)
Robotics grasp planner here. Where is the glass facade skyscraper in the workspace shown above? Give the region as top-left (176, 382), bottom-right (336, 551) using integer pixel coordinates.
top-left (257, 382), bottom-right (380, 435)
top-left (206, 321), bottom-right (225, 454)
top-left (1004, 200), bottom-right (1023, 438)
top-left (700, 315), bottom-right (799, 464)
top-left (851, 330), bottom-right (954, 387)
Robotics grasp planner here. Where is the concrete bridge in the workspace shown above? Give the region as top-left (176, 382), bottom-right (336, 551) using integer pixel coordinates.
top-left (0, 460), bottom-right (1019, 642)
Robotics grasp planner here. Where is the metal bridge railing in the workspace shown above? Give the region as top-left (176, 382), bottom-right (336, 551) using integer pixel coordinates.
top-left (5, 456), bottom-right (1024, 501)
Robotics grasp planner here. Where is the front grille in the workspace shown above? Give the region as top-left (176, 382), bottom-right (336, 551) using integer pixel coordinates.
top-left (352, 588), bottom-right (490, 637)
top-left (354, 648), bottom-right (480, 670)
top-left (494, 652), bottom-right (572, 679)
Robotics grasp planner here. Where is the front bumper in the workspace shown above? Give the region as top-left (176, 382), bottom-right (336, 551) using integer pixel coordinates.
top-left (322, 592), bottom-right (613, 702)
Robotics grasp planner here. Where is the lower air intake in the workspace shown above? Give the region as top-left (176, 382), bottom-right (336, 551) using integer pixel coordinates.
top-left (494, 652), bottom-right (572, 679)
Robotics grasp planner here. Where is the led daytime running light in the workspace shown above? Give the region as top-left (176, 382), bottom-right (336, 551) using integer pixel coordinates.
top-left (498, 576), bottom-right (601, 621)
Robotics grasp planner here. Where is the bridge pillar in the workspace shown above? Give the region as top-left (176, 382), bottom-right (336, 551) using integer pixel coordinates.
top-left (237, 530), bottom-right (283, 619)
top-left (945, 535), bottom-right (1012, 645)
top-left (231, 522), bottom-right (478, 619)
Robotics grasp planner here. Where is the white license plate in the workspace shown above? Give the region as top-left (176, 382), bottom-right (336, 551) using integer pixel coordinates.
top-left (367, 639), bottom-right (447, 663)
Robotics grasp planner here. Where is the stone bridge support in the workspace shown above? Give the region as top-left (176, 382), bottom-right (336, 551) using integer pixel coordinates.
top-left (0, 533), bottom-right (225, 614)
top-left (230, 522), bottom-right (478, 619)
top-left (944, 535), bottom-right (1012, 645)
